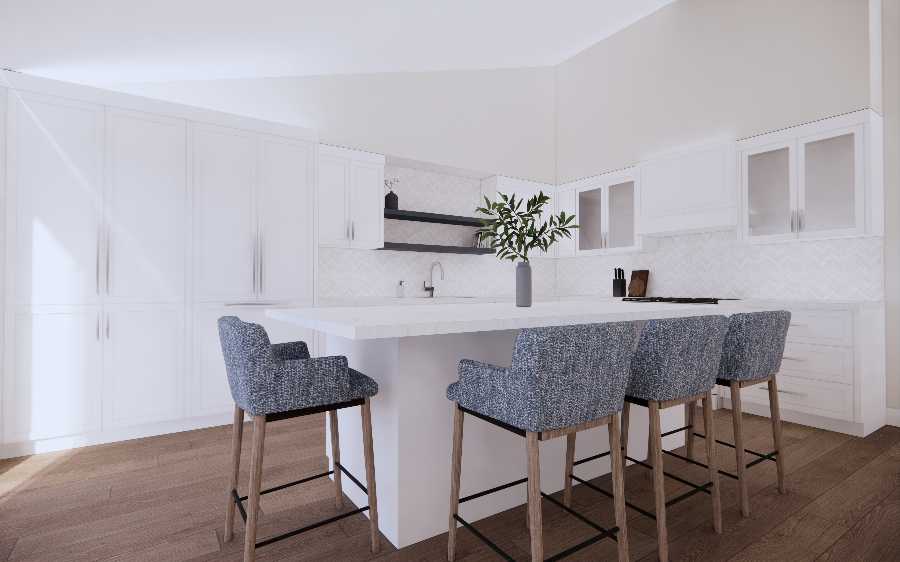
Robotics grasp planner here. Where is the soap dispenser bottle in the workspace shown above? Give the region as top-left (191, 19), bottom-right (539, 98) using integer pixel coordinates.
top-left (396, 280), bottom-right (406, 298)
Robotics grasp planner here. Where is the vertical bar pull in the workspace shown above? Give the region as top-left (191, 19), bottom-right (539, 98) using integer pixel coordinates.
top-left (96, 227), bottom-right (101, 295)
top-left (251, 231), bottom-right (258, 296)
top-left (105, 225), bottom-right (111, 295)
top-left (258, 230), bottom-right (264, 296)
top-left (96, 313), bottom-right (100, 340)
top-left (105, 312), bottom-right (110, 339)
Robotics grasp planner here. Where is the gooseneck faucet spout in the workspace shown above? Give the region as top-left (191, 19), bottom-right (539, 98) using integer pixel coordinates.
top-left (424, 261), bottom-right (445, 298)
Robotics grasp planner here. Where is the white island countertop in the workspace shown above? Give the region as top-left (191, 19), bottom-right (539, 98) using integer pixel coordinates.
top-left (267, 298), bottom-right (769, 340)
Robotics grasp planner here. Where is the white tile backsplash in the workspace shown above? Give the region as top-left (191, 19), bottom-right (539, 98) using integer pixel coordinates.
top-left (320, 165), bottom-right (884, 304)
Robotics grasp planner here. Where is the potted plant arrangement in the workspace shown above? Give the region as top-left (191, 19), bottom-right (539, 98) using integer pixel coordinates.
top-left (476, 192), bottom-right (577, 307)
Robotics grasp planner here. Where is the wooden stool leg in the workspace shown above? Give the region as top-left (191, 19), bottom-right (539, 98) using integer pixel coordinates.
top-left (608, 414), bottom-right (630, 562)
top-left (730, 381), bottom-right (750, 517)
top-left (563, 433), bottom-right (576, 508)
top-left (685, 400), bottom-right (697, 460)
top-left (328, 410), bottom-right (343, 509)
top-left (621, 401), bottom-right (631, 470)
top-left (526, 431), bottom-right (543, 562)
top-left (224, 405), bottom-right (244, 543)
top-left (649, 401), bottom-right (668, 562)
top-left (244, 415), bottom-right (266, 562)
top-left (361, 398), bottom-right (380, 553)
top-left (646, 406), bottom-right (655, 484)
top-left (703, 392), bottom-right (723, 533)
top-left (448, 406), bottom-right (464, 562)
top-left (768, 376), bottom-right (786, 493)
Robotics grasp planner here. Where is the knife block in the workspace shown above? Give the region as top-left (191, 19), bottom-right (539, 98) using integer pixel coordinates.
top-left (612, 278), bottom-right (626, 297)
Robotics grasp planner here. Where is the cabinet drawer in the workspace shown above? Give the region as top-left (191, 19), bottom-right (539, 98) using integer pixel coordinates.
top-left (779, 342), bottom-right (853, 385)
top-left (786, 309), bottom-right (852, 346)
top-left (739, 376), bottom-right (853, 421)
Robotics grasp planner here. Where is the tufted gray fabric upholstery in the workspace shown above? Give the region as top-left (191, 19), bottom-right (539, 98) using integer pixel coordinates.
top-left (447, 322), bottom-right (638, 432)
top-left (718, 311), bottom-right (791, 382)
top-left (217, 316), bottom-right (377, 416)
top-left (627, 315), bottom-right (729, 402)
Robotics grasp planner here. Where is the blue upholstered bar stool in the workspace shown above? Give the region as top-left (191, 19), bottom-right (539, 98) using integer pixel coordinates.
top-left (686, 311), bottom-right (791, 518)
top-left (621, 315), bottom-right (728, 562)
top-left (217, 316), bottom-right (380, 562)
top-left (446, 323), bottom-right (636, 562)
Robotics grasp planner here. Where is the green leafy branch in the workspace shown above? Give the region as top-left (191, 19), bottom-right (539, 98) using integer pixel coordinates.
top-left (475, 191), bottom-right (578, 263)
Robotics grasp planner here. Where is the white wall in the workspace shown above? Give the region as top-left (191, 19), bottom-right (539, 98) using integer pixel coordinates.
top-left (111, 67), bottom-right (557, 184)
top-left (882, 0), bottom-right (899, 410)
top-left (555, 0), bottom-right (871, 183)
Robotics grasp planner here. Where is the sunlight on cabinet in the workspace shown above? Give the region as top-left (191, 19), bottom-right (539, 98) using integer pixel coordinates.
top-left (578, 187), bottom-right (603, 251)
top-left (748, 146), bottom-right (792, 237)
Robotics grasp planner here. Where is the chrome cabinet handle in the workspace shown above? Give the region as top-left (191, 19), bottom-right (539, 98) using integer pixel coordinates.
top-left (346, 221), bottom-right (351, 240)
top-left (758, 387), bottom-right (805, 397)
top-left (105, 225), bottom-right (111, 295)
top-left (781, 356), bottom-right (804, 362)
top-left (105, 312), bottom-right (110, 339)
top-left (252, 231), bottom-right (258, 296)
top-left (96, 313), bottom-right (100, 340)
top-left (799, 210), bottom-right (805, 232)
top-left (351, 221), bottom-right (355, 241)
top-left (258, 230), bottom-right (264, 296)
top-left (790, 211), bottom-right (795, 233)
top-left (96, 227), bottom-right (101, 295)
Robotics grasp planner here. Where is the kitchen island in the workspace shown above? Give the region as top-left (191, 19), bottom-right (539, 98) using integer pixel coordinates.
top-left (268, 299), bottom-right (761, 548)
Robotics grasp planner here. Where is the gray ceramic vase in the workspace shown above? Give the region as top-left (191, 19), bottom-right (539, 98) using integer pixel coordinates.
top-left (516, 261), bottom-right (532, 307)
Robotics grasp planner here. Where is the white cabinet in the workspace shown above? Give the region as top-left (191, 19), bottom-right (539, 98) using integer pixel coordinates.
top-left (561, 168), bottom-right (640, 255)
top-left (193, 127), bottom-right (316, 303)
top-left (638, 141), bottom-right (736, 235)
top-left (3, 307), bottom-right (103, 442)
top-left (6, 92), bottom-right (105, 306)
top-left (105, 109), bottom-right (187, 303)
top-left (555, 188), bottom-right (577, 258)
top-left (317, 144), bottom-right (385, 250)
top-left (102, 304), bottom-right (184, 428)
top-left (192, 124), bottom-right (258, 302)
top-left (739, 110), bottom-right (880, 242)
top-left (192, 304), bottom-right (314, 417)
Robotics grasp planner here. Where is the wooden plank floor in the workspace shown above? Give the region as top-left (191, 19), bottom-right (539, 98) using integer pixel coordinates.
top-left (1, 409), bottom-right (898, 561)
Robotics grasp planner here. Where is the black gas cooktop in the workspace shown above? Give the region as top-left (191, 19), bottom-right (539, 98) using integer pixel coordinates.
top-left (622, 297), bottom-right (733, 305)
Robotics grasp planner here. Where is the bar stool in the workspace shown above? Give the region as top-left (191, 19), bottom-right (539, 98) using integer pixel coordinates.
top-left (685, 310), bottom-right (791, 517)
top-left (217, 316), bottom-right (380, 562)
top-left (446, 323), bottom-right (637, 562)
top-left (621, 315), bottom-right (728, 562)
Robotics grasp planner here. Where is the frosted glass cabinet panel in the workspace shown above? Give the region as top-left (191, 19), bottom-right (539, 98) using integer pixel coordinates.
top-left (578, 187), bottom-right (604, 251)
top-left (607, 181), bottom-right (635, 248)
top-left (801, 132), bottom-right (860, 234)
top-left (747, 147), bottom-right (793, 237)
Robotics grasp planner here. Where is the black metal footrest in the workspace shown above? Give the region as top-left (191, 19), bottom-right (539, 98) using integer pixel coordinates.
top-left (232, 462), bottom-right (369, 549)
top-left (454, 475), bottom-right (619, 561)
top-left (691, 431), bottom-right (779, 472)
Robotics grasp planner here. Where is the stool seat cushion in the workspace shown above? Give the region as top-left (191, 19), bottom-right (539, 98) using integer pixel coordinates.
top-left (218, 316), bottom-right (377, 416)
top-left (718, 311), bottom-right (791, 382)
top-left (627, 315), bottom-right (729, 402)
top-left (447, 322), bottom-right (637, 433)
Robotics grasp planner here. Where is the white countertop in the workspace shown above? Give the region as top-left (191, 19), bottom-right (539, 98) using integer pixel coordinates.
top-left (267, 298), bottom-right (787, 340)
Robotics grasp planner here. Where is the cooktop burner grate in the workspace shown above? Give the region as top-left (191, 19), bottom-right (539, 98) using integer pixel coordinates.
top-left (622, 297), bottom-right (729, 304)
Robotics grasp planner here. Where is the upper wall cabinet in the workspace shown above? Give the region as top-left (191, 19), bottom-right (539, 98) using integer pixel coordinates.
top-left (739, 110), bottom-right (883, 242)
top-left (638, 141), bottom-right (736, 235)
top-left (318, 144), bottom-right (385, 250)
top-left (481, 176), bottom-right (556, 258)
top-left (558, 168), bottom-right (640, 256)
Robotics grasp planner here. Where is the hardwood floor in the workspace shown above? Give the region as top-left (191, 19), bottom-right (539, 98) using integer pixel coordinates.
top-left (1, 410), bottom-right (898, 561)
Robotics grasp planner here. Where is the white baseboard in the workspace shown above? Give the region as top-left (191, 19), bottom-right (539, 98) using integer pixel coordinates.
top-left (887, 407), bottom-right (900, 427)
top-left (0, 412), bottom-right (234, 459)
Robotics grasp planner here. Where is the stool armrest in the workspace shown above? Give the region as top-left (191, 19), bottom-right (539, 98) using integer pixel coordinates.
top-left (271, 341), bottom-right (311, 361)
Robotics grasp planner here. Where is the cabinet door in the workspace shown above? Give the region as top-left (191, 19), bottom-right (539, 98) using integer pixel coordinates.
top-left (349, 160), bottom-right (384, 249)
top-left (106, 109), bottom-right (187, 303)
top-left (577, 185), bottom-right (605, 252)
top-left (3, 307), bottom-right (102, 442)
top-left (258, 135), bottom-right (315, 302)
top-left (743, 142), bottom-right (796, 240)
top-left (798, 127), bottom-right (864, 237)
top-left (607, 180), bottom-right (636, 249)
top-left (317, 153), bottom-right (351, 248)
top-left (192, 124), bottom-right (257, 302)
top-left (191, 304), bottom-right (315, 417)
top-left (7, 93), bottom-right (104, 305)
top-left (103, 304), bottom-right (183, 428)
top-left (555, 189), bottom-right (577, 258)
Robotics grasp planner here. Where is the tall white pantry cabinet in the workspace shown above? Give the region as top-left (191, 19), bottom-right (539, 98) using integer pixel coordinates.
top-left (0, 72), bottom-right (317, 456)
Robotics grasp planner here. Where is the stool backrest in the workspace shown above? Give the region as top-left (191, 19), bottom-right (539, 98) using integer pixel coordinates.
top-left (218, 316), bottom-right (272, 409)
top-left (628, 315), bottom-right (729, 402)
top-left (718, 311), bottom-right (791, 381)
top-left (510, 322), bottom-right (637, 428)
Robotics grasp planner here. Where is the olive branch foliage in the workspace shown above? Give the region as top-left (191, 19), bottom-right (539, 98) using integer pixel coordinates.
top-left (475, 191), bottom-right (578, 263)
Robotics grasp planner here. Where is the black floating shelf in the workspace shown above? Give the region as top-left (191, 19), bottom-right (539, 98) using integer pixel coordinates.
top-left (380, 242), bottom-right (494, 255)
top-left (384, 208), bottom-right (486, 227)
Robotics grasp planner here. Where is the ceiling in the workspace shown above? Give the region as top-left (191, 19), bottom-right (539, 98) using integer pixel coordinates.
top-left (0, 0), bottom-right (673, 84)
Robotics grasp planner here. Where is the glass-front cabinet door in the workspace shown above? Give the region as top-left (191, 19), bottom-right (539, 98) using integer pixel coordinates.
top-left (798, 126), bottom-right (864, 237)
top-left (607, 180), bottom-right (635, 248)
top-left (577, 186), bottom-right (604, 251)
top-left (744, 143), bottom-right (795, 240)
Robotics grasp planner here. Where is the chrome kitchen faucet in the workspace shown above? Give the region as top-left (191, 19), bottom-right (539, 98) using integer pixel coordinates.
top-left (424, 261), bottom-right (444, 298)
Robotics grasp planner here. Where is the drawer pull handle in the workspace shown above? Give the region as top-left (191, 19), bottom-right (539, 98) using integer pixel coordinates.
top-left (782, 356), bottom-right (805, 362)
top-left (759, 388), bottom-right (806, 397)
top-left (790, 323), bottom-right (807, 328)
